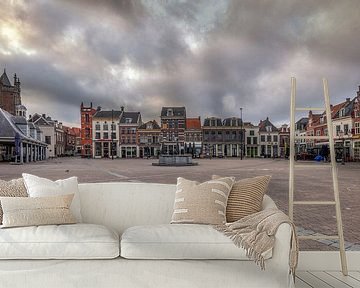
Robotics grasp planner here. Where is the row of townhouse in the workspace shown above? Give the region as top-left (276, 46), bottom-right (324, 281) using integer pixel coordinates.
top-left (296, 87), bottom-right (360, 161)
top-left (28, 114), bottom-right (81, 158)
top-left (80, 104), bottom-right (288, 159)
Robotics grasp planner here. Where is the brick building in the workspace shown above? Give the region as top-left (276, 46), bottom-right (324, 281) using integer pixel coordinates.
top-left (0, 69), bottom-right (21, 116)
top-left (160, 107), bottom-right (186, 155)
top-left (80, 102), bottom-right (96, 158)
top-left (137, 120), bottom-right (161, 158)
top-left (353, 89), bottom-right (360, 160)
top-left (279, 124), bottom-right (290, 158)
top-left (119, 108), bottom-right (142, 158)
top-left (184, 117), bottom-right (202, 157)
top-left (63, 126), bottom-right (77, 156)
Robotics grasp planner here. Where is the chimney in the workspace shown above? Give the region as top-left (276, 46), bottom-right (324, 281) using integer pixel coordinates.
top-left (330, 104), bottom-right (333, 110)
top-left (42, 114), bottom-right (46, 118)
top-left (121, 106), bottom-right (124, 112)
top-left (90, 102), bottom-right (93, 108)
top-left (346, 98), bottom-right (350, 102)
top-left (97, 106), bottom-right (101, 111)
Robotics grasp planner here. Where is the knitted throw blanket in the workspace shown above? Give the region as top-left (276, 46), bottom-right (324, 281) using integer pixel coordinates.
top-left (214, 208), bottom-right (298, 276)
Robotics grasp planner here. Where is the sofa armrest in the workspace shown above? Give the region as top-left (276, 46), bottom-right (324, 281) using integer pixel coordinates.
top-left (267, 222), bottom-right (295, 287)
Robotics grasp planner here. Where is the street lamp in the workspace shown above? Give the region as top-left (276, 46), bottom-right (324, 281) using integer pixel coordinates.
top-left (240, 107), bottom-right (243, 160)
top-left (111, 109), bottom-right (114, 160)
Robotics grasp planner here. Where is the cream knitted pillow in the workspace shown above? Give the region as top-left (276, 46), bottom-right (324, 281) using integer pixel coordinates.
top-left (0, 194), bottom-right (76, 228)
top-left (171, 177), bottom-right (235, 225)
top-left (0, 178), bottom-right (28, 224)
top-left (213, 175), bottom-right (271, 222)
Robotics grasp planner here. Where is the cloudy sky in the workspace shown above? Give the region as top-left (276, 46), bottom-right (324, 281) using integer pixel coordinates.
top-left (1, 0), bottom-right (360, 127)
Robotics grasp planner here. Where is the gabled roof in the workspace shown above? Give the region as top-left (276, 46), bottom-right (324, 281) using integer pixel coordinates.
top-left (258, 117), bottom-right (278, 132)
top-left (119, 112), bottom-right (141, 124)
top-left (186, 118), bottom-right (201, 129)
top-left (0, 69), bottom-right (11, 86)
top-left (72, 127), bottom-right (81, 136)
top-left (161, 107), bottom-right (186, 117)
top-left (29, 113), bottom-right (52, 126)
top-left (93, 110), bottom-right (122, 119)
top-left (332, 98), bottom-right (355, 119)
top-left (138, 120), bottom-right (160, 130)
top-left (296, 117), bottom-right (309, 125)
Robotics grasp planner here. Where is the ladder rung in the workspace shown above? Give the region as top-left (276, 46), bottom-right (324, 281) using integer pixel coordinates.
top-left (294, 201), bottom-right (336, 205)
top-left (295, 107), bottom-right (324, 111)
top-left (299, 235), bottom-right (339, 240)
top-left (294, 164), bottom-right (332, 169)
top-left (295, 136), bottom-right (329, 140)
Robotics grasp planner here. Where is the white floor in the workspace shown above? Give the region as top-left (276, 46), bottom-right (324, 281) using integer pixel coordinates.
top-left (297, 252), bottom-right (360, 287)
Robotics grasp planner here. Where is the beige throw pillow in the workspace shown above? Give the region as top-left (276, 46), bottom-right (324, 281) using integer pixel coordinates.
top-left (0, 178), bottom-right (28, 224)
top-left (171, 177), bottom-right (235, 225)
top-left (213, 175), bottom-right (271, 222)
top-left (0, 194), bottom-right (76, 228)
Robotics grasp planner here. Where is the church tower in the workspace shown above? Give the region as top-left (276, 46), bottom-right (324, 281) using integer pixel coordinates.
top-left (0, 69), bottom-right (23, 115)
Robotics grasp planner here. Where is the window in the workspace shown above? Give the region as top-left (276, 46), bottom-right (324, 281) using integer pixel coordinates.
top-left (45, 136), bottom-right (51, 144)
top-left (355, 122), bottom-right (360, 134)
top-left (336, 125), bottom-right (341, 136)
top-left (260, 135), bottom-right (265, 142)
top-left (111, 124), bottom-right (116, 131)
top-left (210, 119), bottom-right (216, 127)
top-left (85, 114), bottom-right (89, 123)
top-left (249, 130), bottom-right (254, 136)
top-left (125, 118), bottom-right (132, 123)
top-left (316, 130), bottom-right (321, 136)
top-left (95, 132), bottom-right (100, 139)
top-left (111, 132), bottom-right (116, 139)
top-left (340, 108), bottom-right (345, 117)
top-left (273, 135), bottom-right (278, 142)
top-left (253, 137), bottom-right (257, 145)
top-left (167, 109), bottom-right (173, 117)
top-left (344, 124), bottom-right (349, 135)
top-left (267, 135), bottom-right (271, 142)
top-left (247, 137), bottom-right (251, 145)
top-left (266, 126), bottom-right (272, 132)
top-left (103, 132), bottom-right (109, 139)
top-left (95, 124), bottom-right (100, 130)
top-left (103, 124), bottom-right (108, 130)
top-left (324, 128), bottom-right (328, 136)
top-left (85, 128), bottom-right (90, 139)
top-left (320, 117), bottom-right (324, 124)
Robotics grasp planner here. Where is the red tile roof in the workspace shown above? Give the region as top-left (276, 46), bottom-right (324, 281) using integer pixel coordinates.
top-left (186, 118), bottom-right (201, 129)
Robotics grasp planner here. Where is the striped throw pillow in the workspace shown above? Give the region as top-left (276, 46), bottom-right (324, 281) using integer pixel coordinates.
top-left (213, 175), bottom-right (271, 222)
top-left (171, 177), bottom-right (235, 225)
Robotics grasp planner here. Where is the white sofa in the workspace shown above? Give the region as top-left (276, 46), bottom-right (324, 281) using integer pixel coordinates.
top-left (0, 182), bottom-right (294, 288)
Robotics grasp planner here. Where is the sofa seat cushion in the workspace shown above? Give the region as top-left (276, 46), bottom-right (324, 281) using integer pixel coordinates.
top-left (0, 224), bottom-right (119, 259)
top-left (121, 224), bottom-right (272, 260)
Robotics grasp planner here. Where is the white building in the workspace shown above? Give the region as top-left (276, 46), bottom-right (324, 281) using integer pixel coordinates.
top-left (258, 117), bottom-right (279, 158)
top-left (244, 122), bottom-right (259, 157)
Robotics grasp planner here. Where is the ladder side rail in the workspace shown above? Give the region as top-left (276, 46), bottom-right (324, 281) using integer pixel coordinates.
top-left (289, 77), bottom-right (296, 221)
top-left (323, 78), bottom-right (348, 276)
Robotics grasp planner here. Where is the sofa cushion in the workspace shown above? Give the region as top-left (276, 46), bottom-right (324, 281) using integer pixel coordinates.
top-left (0, 178), bottom-right (28, 224)
top-left (121, 224), bottom-right (272, 260)
top-left (0, 224), bottom-right (119, 259)
top-left (213, 175), bottom-right (271, 222)
top-left (22, 174), bottom-right (82, 222)
top-left (171, 177), bottom-right (235, 225)
top-left (0, 194), bottom-right (76, 228)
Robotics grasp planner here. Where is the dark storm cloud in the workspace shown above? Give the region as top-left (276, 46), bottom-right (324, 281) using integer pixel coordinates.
top-left (0, 0), bottom-right (359, 126)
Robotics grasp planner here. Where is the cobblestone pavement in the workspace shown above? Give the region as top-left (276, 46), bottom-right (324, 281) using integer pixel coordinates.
top-left (1, 157), bottom-right (359, 251)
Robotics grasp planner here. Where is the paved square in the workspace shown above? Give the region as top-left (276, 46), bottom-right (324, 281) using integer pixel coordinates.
top-left (1, 158), bottom-right (359, 251)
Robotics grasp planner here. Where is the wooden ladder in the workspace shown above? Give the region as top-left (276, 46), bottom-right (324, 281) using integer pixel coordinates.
top-left (289, 77), bottom-right (348, 276)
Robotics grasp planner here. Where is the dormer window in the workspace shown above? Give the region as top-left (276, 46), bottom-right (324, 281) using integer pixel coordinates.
top-left (340, 108), bottom-right (345, 117)
top-left (266, 126), bottom-right (272, 132)
top-left (146, 123), bottom-right (153, 129)
top-left (210, 119), bottom-right (216, 126)
top-left (125, 118), bottom-right (132, 123)
top-left (167, 109), bottom-right (173, 117)
top-left (320, 116), bottom-right (324, 124)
